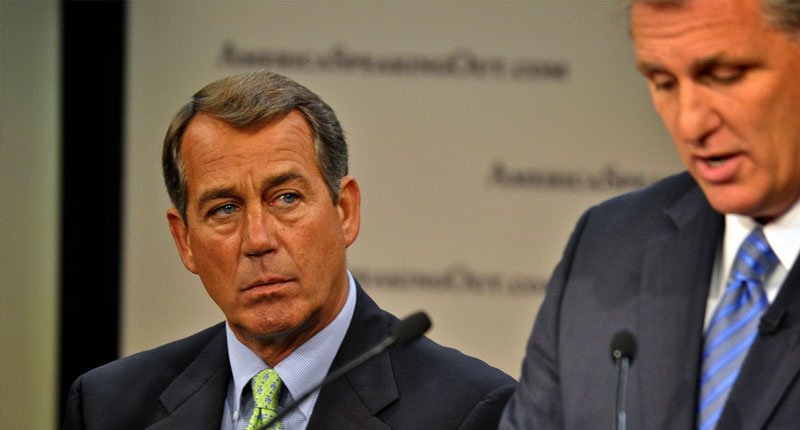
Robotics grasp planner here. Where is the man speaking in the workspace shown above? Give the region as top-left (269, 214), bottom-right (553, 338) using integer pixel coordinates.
top-left (501, 0), bottom-right (800, 428)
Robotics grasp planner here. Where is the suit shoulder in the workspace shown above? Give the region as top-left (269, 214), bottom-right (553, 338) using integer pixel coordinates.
top-left (353, 288), bottom-right (515, 394)
top-left (593, 171), bottom-right (697, 215)
top-left (392, 334), bottom-right (516, 402)
top-left (357, 293), bottom-right (515, 394)
top-left (317, 289), bottom-right (515, 429)
top-left (577, 171), bottom-right (705, 233)
top-left (76, 322), bottom-right (226, 388)
top-left (64, 323), bottom-right (227, 430)
top-left (388, 336), bottom-right (516, 428)
top-left (398, 335), bottom-right (515, 385)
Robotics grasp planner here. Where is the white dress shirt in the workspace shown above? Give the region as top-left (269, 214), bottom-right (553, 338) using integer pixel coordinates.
top-left (704, 200), bottom-right (800, 329)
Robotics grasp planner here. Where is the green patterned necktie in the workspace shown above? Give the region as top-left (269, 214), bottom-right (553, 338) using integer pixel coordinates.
top-left (246, 369), bottom-right (283, 430)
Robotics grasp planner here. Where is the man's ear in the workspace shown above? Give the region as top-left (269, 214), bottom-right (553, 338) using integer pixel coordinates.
top-left (336, 176), bottom-right (361, 248)
top-left (167, 207), bottom-right (198, 274)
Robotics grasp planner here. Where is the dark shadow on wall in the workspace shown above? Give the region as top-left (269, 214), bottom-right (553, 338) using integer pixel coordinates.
top-left (59, 0), bottom-right (126, 424)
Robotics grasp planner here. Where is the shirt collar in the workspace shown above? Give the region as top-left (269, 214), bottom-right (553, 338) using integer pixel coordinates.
top-left (225, 271), bottom-right (357, 420)
top-left (724, 198), bottom-right (800, 276)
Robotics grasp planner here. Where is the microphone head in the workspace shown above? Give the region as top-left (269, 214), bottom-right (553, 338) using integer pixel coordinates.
top-left (610, 330), bottom-right (637, 363)
top-left (391, 311), bottom-right (432, 345)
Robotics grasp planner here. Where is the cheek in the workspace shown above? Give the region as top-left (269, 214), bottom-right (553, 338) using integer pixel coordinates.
top-left (190, 233), bottom-right (239, 278)
top-left (294, 219), bottom-right (346, 283)
top-left (651, 94), bottom-right (679, 134)
top-left (296, 227), bottom-right (343, 273)
top-left (743, 103), bottom-right (796, 172)
top-left (768, 97), bottom-right (800, 153)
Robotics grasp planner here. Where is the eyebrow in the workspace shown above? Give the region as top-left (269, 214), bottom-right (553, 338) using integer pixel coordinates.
top-left (637, 53), bottom-right (730, 77)
top-left (195, 170), bottom-right (310, 211)
top-left (636, 60), bottom-right (664, 76)
top-left (261, 170), bottom-right (309, 192)
top-left (197, 187), bottom-right (238, 212)
top-left (692, 54), bottom-right (728, 75)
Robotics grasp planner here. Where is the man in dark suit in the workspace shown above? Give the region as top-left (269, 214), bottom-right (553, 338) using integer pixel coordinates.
top-left (63, 70), bottom-right (515, 430)
top-left (501, 0), bottom-right (800, 428)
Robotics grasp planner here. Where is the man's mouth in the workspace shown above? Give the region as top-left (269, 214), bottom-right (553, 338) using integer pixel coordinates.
top-left (693, 151), bottom-right (743, 184)
top-left (707, 156), bottom-right (729, 167)
top-left (244, 276), bottom-right (294, 291)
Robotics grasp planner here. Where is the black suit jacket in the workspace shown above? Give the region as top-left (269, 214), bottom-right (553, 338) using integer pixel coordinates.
top-left (64, 284), bottom-right (516, 429)
top-left (500, 172), bottom-right (800, 429)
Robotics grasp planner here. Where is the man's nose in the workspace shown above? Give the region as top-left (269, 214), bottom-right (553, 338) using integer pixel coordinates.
top-left (241, 207), bottom-right (277, 257)
top-left (674, 83), bottom-right (721, 145)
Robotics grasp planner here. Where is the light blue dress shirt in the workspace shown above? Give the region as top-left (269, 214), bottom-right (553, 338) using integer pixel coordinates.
top-left (220, 272), bottom-right (357, 430)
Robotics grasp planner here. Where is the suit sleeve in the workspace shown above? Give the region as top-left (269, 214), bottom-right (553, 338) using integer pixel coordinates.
top-left (62, 376), bottom-right (86, 430)
top-left (498, 210), bottom-right (591, 429)
top-left (457, 382), bottom-right (518, 430)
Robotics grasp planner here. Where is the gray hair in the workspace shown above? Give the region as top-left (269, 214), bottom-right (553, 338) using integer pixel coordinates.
top-left (623, 0), bottom-right (800, 34)
top-left (162, 70), bottom-right (348, 219)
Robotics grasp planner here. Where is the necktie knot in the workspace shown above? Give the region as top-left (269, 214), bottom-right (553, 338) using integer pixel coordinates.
top-left (729, 227), bottom-right (778, 285)
top-left (247, 369), bottom-right (283, 430)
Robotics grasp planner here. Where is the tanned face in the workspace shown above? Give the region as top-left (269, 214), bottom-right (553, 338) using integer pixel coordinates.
top-left (632, 0), bottom-right (800, 221)
top-left (167, 110), bottom-right (361, 364)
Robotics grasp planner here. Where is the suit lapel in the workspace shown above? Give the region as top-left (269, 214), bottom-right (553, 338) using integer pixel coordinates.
top-left (307, 285), bottom-right (394, 430)
top-left (147, 326), bottom-right (231, 430)
top-left (306, 357), bottom-right (392, 430)
top-left (636, 185), bottom-right (723, 429)
top-left (718, 255), bottom-right (800, 428)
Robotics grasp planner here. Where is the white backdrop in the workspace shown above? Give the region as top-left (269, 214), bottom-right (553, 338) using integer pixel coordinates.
top-left (122, 0), bottom-right (681, 377)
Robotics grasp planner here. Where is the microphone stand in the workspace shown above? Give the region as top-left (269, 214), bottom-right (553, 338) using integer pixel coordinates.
top-left (261, 311), bottom-right (431, 428)
top-left (610, 330), bottom-right (636, 430)
top-left (262, 336), bottom-right (394, 427)
top-left (613, 355), bottom-right (630, 430)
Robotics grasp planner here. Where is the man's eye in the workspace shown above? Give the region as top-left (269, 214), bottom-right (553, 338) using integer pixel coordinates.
top-left (650, 73), bottom-right (676, 91)
top-left (211, 203), bottom-right (238, 217)
top-left (276, 193), bottom-right (299, 206)
top-left (711, 66), bottom-right (746, 84)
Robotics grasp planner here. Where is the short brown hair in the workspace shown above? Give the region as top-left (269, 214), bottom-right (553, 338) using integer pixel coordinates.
top-left (623, 0), bottom-right (800, 34)
top-left (162, 70), bottom-right (348, 218)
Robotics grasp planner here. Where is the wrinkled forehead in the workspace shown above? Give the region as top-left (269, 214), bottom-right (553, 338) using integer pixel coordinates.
top-left (631, 0), bottom-right (760, 38)
top-left (629, 0), bottom-right (774, 67)
top-left (180, 111), bottom-right (318, 178)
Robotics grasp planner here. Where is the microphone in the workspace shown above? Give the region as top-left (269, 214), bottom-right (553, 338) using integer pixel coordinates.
top-left (391, 311), bottom-right (433, 345)
top-left (261, 311), bottom-right (432, 427)
top-left (610, 330), bottom-right (637, 430)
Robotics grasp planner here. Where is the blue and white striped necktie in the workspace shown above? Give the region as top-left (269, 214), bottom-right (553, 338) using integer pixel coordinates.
top-left (697, 227), bottom-right (778, 430)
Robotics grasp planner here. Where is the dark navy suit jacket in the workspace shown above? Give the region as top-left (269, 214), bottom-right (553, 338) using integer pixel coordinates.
top-left (64, 284), bottom-right (516, 429)
top-left (501, 172), bottom-right (800, 430)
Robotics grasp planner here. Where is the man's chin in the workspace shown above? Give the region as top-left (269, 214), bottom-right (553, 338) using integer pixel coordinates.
top-left (238, 308), bottom-right (317, 339)
top-left (704, 190), bottom-right (776, 220)
top-left (246, 318), bottom-right (304, 339)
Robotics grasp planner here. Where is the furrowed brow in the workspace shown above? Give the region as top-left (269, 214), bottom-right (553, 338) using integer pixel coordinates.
top-left (691, 54), bottom-right (726, 76)
top-left (261, 170), bottom-right (310, 191)
top-left (194, 170), bottom-right (310, 212)
top-left (197, 187), bottom-right (238, 211)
